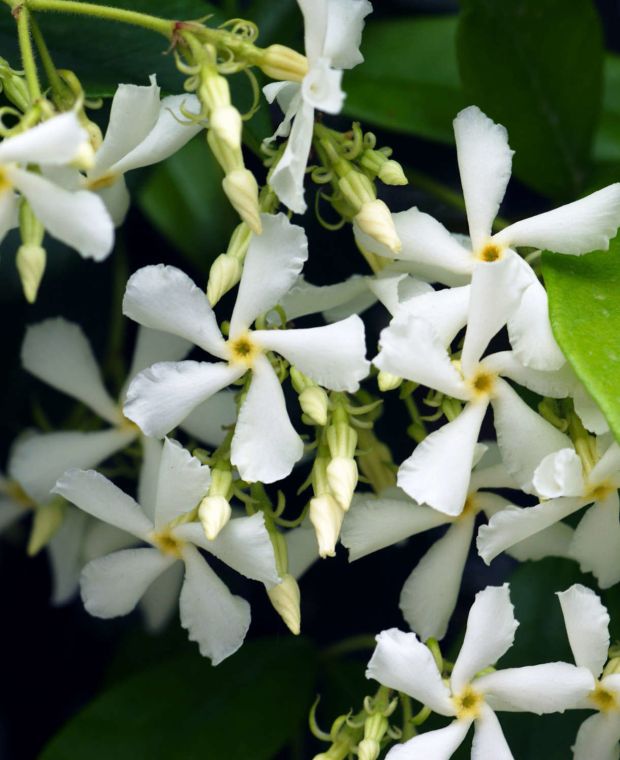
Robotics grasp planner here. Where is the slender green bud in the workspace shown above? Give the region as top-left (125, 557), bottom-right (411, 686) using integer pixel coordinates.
top-left (28, 500), bottom-right (64, 556)
top-left (222, 169), bottom-right (262, 234)
top-left (259, 44), bottom-right (309, 82)
top-left (16, 244), bottom-right (46, 303)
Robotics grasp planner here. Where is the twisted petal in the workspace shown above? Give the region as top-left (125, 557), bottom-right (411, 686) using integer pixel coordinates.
top-left (572, 493), bottom-right (620, 589)
top-left (301, 58), bottom-right (344, 113)
top-left (0, 112), bottom-right (87, 165)
top-left (324, 0), bottom-right (372, 69)
top-left (505, 519), bottom-right (574, 563)
top-left (398, 284), bottom-right (470, 346)
top-left (484, 351), bottom-right (575, 398)
top-left (140, 561), bottom-right (184, 633)
top-left (385, 720), bottom-right (470, 760)
top-left (137, 436), bottom-right (162, 522)
top-left (179, 391), bottom-right (237, 447)
top-left (153, 438), bottom-right (211, 529)
top-left (299, 0), bottom-right (328, 62)
top-left (97, 176), bottom-right (131, 227)
top-left (269, 99), bottom-right (314, 214)
top-left (451, 584), bottom-right (518, 692)
top-left (126, 325), bottom-right (192, 387)
top-left (532, 448), bottom-right (585, 498)
top-left (277, 274), bottom-right (376, 323)
top-left (231, 356), bottom-right (304, 483)
top-left (263, 82), bottom-right (301, 141)
top-left (47, 507), bottom-right (88, 605)
top-left (179, 545), bottom-right (251, 665)
top-left (367, 272), bottom-right (430, 317)
top-left (471, 705), bottom-right (513, 760)
top-left (573, 712), bottom-right (620, 760)
top-left (557, 583), bottom-right (609, 677)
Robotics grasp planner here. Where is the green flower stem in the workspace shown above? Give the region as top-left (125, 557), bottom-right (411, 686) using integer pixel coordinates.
top-left (15, 4), bottom-right (42, 102)
top-left (29, 15), bottom-right (63, 96)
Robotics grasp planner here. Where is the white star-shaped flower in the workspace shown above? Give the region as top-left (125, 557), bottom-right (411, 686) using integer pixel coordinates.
top-left (123, 212), bottom-right (369, 484)
top-left (264, 0), bottom-right (372, 213)
top-left (366, 584), bottom-right (594, 759)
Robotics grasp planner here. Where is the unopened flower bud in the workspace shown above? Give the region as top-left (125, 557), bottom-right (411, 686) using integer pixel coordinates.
top-left (28, 500), bottom-right (64, 556)
top-left (378, 159), bottom-right (407, 186)
top-left (71, 140), bottom-right (95, 171)
top-left (222, 169), bottom-right (262, 234)
top-left (338, 171), bottom-right (375, 212)
top-left (198, 495), bottom-right (231, 540)
top-left (16, 244), bottom-right (46, 303)
top-left (310, 494), bottom-right (344, 558)
top-left (355, 200), bottom-right (401, 254)
top-left (260, 44), bottom-right (309, 82)
top-left (299, 386), bottom-right (329, 426)
top-left (267, 573), bottom-right (301, 635)
top-left (326, 456), bottom-right (358, 511)
top-left (378, 370), bottom-right (402, 392)
top-left (326, 422), bottom-right (357, 460)
top-left (207, 253), bottom-right (243, 306)
top-left (357, 739), bottom-right (380, 760)
top-left (210, 105), bottom-right (242, 151)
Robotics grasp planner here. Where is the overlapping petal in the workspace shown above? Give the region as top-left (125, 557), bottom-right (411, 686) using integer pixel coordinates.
top-left (557, 583), bottom-right (610, 677)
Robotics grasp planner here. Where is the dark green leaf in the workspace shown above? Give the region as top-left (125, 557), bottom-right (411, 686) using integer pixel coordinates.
top-left (343, 16), bottom-right (466, 144)
top-left (594, 54), bottom-right (620, 163)
top-left (457, 0), bottom-right (604, 199)
top-left (40, 636), bottom-right (317, 760)
top-left (542, 244), bottom-right (620, 443)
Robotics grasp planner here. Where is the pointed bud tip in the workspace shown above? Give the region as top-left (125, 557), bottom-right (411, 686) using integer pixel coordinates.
top-left (310, 494), bottom-right (344, 557)
top-left (16, 244), bottom-right (46, 303)
top-left (198, 495), bottom-right (232, 541)
top-left (355, 199), bottom-right (401, 255)
top-left (267, 574), bottom-right (301, 635)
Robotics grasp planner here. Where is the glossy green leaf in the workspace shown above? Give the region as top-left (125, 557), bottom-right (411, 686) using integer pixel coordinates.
top-left (542, 246), bottom-right (620, 443)
top-left (343, 16), bottom-right (466, 144)
top-left (40, 636), bottom-right (317, 760)
top-left (457, 0), bottom-right (604, 200)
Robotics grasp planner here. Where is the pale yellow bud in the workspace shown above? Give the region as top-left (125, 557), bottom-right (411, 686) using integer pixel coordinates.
top-left (210, 105), bottom-right (242, 151)
top-left (28, 500), bottom-right (64, 556)
top-left (355, 200), bottom-right (401, 254)
top-left (198, 495), bottom-right (232, 540)
top-left (207, 253), bottom-right (243, 306)
top-left (357, 739), bottom-right (380, 760)
top-left (326, 457), bottom-right (358, 511)
top-left (326, 422), bottom-right (357, 460)
top-left (260, 44), bottom-right (309, 82)
top-left (222, 169), bottom-right (262, 234)
top-left (378, 159), bottom-right (407, 186)
top-left (267, 573), bottom-right (301, 635)
top-left (200, 73), bottom-right (231, 112)
top-left (378, 370), bottom-right (402, 392)
top-left (16, 244), bottom-right (46, 303)
top-left (299, 386), bottom-right (329, 426)
top-left (338, 171), bottom-right (375, 212)
top-left (309, 494), bottom-right (344, 558)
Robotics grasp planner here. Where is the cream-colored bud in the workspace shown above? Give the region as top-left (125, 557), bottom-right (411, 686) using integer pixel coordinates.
top-left (260, 44), bottom-right (309, 82)
top-left (200, 73), bottom-right (231, 112)
top-left (326, 422), bottom-right (357, 460)
top-left (378, 159), bottom-right (407, 186)
top-left (338, 171), bottom-right (375, 212)
top-left (198, 495), bottom-right (232, 540)
top-left (16, 244), bottom-right (46, 303)
top-left (326, 457), bottom-right (358, 511)
top-left (355, 200), bottom-right (401, 254)
top-left (210, 105), bottom-right (242, 151)
top-left (267, 574), bottom-right (301, 635)
top-left (299, 386), bottom-right (329, 426)
top-left (71, 141), bottom-right (96, 171)
top-left (378, 370), bottom-right (402, 392)
top-left (28, 501), bottom-right (64, 556)
top-left (222, 169), bottom-right (262, 234)
top-left (309, 494), bottom-right (344, 558)
top-left (207, 253), bottom-right (243, 306)
top-left (357, 739), bottom-right (381, 760)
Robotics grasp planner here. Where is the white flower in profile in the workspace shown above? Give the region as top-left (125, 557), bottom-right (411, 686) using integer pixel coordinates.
top-left (342, 445), bottom-right (574, 641)
top-left (366, 584), bottom-right (594, 760)
top-left (264, 0), bottom-right (372, 213)
top-left (558, 584), bottom-right (620, 760)
top-left (478, 441), bottom-right (620, 588)
top-left (53, 438), bottom-right (281, 664)
top-left (356, 105), bottom-right (620, 370)
top-left (0, 112), bottom-right (113, 260)
top-left (122, 212), bottom-right (369, 484)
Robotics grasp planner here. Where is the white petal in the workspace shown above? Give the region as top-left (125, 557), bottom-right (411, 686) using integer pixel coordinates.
top-left (179, 545), bottom-right (251, 665)
top-left (53, 468), bottom-right (152, 539)
top-left (264, 82), bottom-right (301, 141)
top-left (231, 356), bottom-right (304, 483)
top-left (572, 494), bottom-right (620, 589)
top-left (126, 325), bottom-right (192, 387)
top-left (495, 184), bottom-right (620, 254)
top-left (153, 438), bottom-right (211, 529)
top-left (81, 547), bottom-right (173, 618)
top-left (532, 448), bottom-right (585, 498)
top-left (557, 583), bottom-right (610, 677)
top-left (479, 663), bottom-right (595, 713)
top-left (0, 191), bottom-right (17, 244)
top-left (574, 383), bottom-right (610, 435)
top-left (176, 512), bottom-right (280, 585)
top-left (484, 351), bottom-right (575, 398)
top-left (277, 274), bottom-right (376, 322)
top-left (366, 628), bottom-right (455, 716)
top-left (477, 497), bottom-right (585, 564)
top-left (11, 168), bottom-right (114, 260)
top-left (375, 314), bottom-right (468, 399)
top-left (10, 428), bottom-right (136, 504)
top-left (367, 272), bottom-right (429, 317)
top-left (398, 401), bottom-right (487, 516)
top-left (589, 442), bottom-right (620, 486)
top-left (93, 77), bottom-right (161, 176)
top-left (137, 436), bottom-right (162, 522)
top-left (302, 58), bottom-right (344, 113)
top-left (573, 712), bottom-right (620, 760)
top-left (254, 316), bottom-right (369, 391)
top-left (452, 584), bottom-right (518, 692)
top-left (268, 99), bottom-right (314, 214)
top-left (47, 507), bottom-right (88, 605)
top-left (323, 0), bottom-right (372, 69)
top-left (285, 521), bottom-right (319, 579)
top-left (0, 112), bottom-right (87, 165)
top-left (471, 705), bottom-right (513, 760)
top-left (398, 284), bottom-right (470, 346)
top-left (82, 519), bottom-right (136, 560)
top-left (139, 560), bottom-right (184, 632)
top-left (491, 379), bottom-right (572, 492)
top-left (341, 495), bottom-right (448, 561)
top-left (298, 0), bottom-right (328, 62)
top-left (400, 517), bottom-right (475, 642)
top-left (97, 177), bottom-right (131, 227)
top-left (21, 318), bottom-right (121, 424)
top-left (230, 213), bottom-right (308, 335)
top-left (385, 720), bottom-right (470, 760)
top-left (124, 361), bottom-right (242, 438)
top-left (505, 519), bottom-right (575, 563)
top-left (123, 265), bottom-right (225, 356)
top-left (179, 390), bottom-right (237, 447)
top-left (453, 106), bottom-right (513, 251)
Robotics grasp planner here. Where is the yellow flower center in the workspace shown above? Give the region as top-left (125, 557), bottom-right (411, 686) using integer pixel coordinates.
top-left (150, 529), bottom-right (184, 558)
top-left (459, 493), bottom-right (479, 519)
top-left (453, 685), bottom-right (484, 720)
top-left (587, 480), bottom-right (614, 503)
top-left (86, 172), bottom-right (118, 191)
top-left (227, 332), bottom-right (260, 368)
top-left (591, 682), bottom-right (619, 713)
top-left (0, 166), bottom-right (13, 195)
top-left (468, 369), bottom-right (496, 398)
top-left (477, 242), bottom-right (503, 262)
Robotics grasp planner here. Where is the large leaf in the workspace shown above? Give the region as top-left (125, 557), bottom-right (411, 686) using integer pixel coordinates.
top-left (457, 0), bottom-right (604, 200)
top-left (343, 16), bottom-right (466, 144)
top-left (594, 54), bottom-right (620, 163)
top-left (40, 636), bottom-right (317, 760)
top-left (542, 245), bottom-right (620, 443)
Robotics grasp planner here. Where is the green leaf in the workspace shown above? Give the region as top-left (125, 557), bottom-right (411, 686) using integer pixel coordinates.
top-left (457, 0), bottom-right (604, 200)
top-left (40, 636), bottom-right (317, 760)
top-left (137, 135), bottom-right (237, 271)
top-left (594, 54), bottom-right (620, 163)
top-left (542, 244), bottom-right (620, 443)
top-left (343, 16), bottom-right (467, 144)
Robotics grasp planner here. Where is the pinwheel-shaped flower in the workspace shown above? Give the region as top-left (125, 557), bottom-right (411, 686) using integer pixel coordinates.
top-left (356, 106), bottom-right (620, 370)
top-left (53, 438), bottom-right (281, 665)
top-left (123, 212), bottom-right (369, 484)
top-left (264, 0), bottom-right (372, 213)
top-left (479, 441), bottom-right (620, 588)
top-left (366, 584), bottom-right (594, 759)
